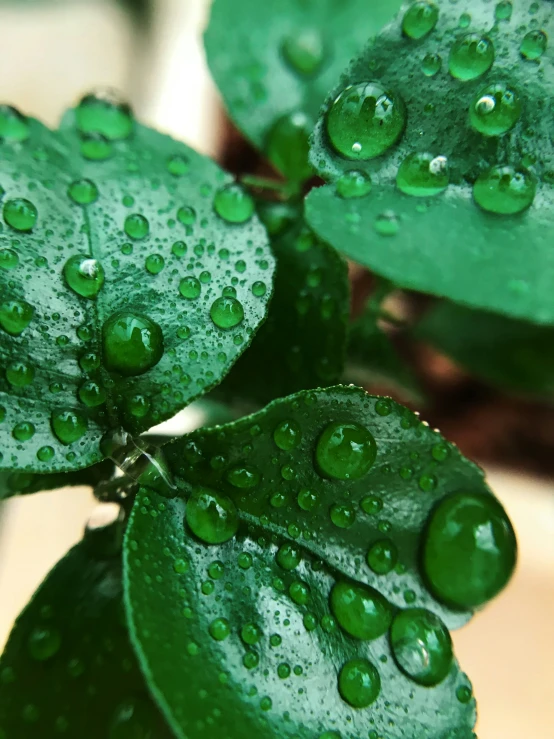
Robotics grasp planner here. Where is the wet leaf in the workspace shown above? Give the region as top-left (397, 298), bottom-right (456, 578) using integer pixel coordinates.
top-left (124, 385), bottom-right (517, 738)
top-left (205, 0), bottom-right (403, 182)
top-left (417, 300), bottom-right (554, 399)
top-left (0, 535), bottom-right (173, 738)
top-left (307, 0), bottom-right (554, 323)
top-left (218, 202), bottom-right (349, 405)
top-left (0, 98), bottom-right (273, 476)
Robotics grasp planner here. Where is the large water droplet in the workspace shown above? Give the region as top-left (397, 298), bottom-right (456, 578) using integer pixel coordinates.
top-left (3, 198), bottom-right (37, 231)
top-left (76, 90), bottom-right (133, 141)
top-left (396, 152), bottom-right (449, 196)
top-left (326, 82), bottom-right (406, 160)
top-left (0, 248), bottom-right (19, 270)
top-left (27, 626), bottom-right (61, 661)
top-left (469, 82), bottom-right (521, 136)
top-left (423, 491), bottom-right (516, 608)
top-left (520, 30), bottom-right (547, 60)
top-left (6, 361), bottom-right (34, 386)
top-left (316, 422), bottom-right (377, 480)
top-left (51, 409), bottom-right (88, 445)
top-left (389, 608), bottom-right (453, 686)
top-left (331, 581), bottom-right (393, 640)
top-left (185, 486), bottom-right (239, 544)
top-left (402, 1), bottom-right (439, 40)
top-left (0, 104), bottom-right (30, 142)
top-left (179, 276), bottom-right (201, 300)
top-left (266, 111), bottom-right (313, 182)
top-left (275, 543), bottom-right (300, 570)
top-left (63, 255), bottom-right (105, 299)
top-left (210, 296), bottom-right (244, 330)
top-left (124, 214), bottom-right (149, 240)
top-left (449, 34), bottom-right (494, 81)
top-left (273, 419), bottom-right (302, 450)
top-left (338, 658), bottom-right (380, 708)
top-left (213, 184), bottom-right (254, 223)
top-left (0, 299), bottom-right (34, 336)
top-left (281, 28), bottom-right (325, 76)
top-left (12, 421), bottom-right (35, 441)
top-left (473, 165), bottom-right (536, 215)
top-left (102, 312), bottom-right (164, 376)
top-left (68, 178), bottom-right (99, 205)
top-left (78, 380), bottom-right (106, 407)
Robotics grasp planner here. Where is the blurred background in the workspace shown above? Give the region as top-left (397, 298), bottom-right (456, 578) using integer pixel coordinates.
top-left (0, 1), bottom-right (553, 738)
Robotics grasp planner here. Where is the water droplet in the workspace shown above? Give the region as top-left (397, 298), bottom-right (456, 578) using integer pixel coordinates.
top-left (473, 165), bottom-right (536, 215)
top-left (432, 442), bottom-right (449, 461)
top-left (367, 538), bottom-right (398, 574)
top-left (63, 255), bottom-right (105, 299)
top-left (177, 206), bottom-right (196, 226)
top-left (78, 380), bottom-right (106, 407)
top-left (251, 281), bottom-right (267, 297)
top-left (209, 617), bottom-right (230, 641)
top-left (6, 361), bottom-right (34, 387)
top-left (167, 154), bottom-right (190, 176)
top-left (0, 104), bottom-right (30, 142)
top-left (338, 658), bottom-right (380, 708)
top-left (449, 34), bottom-right (494, 81)
top-left (12, 421), bottom-right (35, 441)
top-left (0, 248), bottom-right (19, 270)
top-left (79, 133), bottom-right (112, 160)
top-left (402, 1), bottom-right (439, 40)
top-left (281, 27), bottom-right (325, 75)
top-left (214, 184), bottom-right (254, 223)
top-left (297, 488), bottom-right (319, 511)
top-left (68, 178), bottom-right (99, 205)
top-left (326, 82), bottom-right (406, 160)
top-left (226, 465), bottom-right (260, 489)
top-left (361, 494), bottom-right (383, 515)
top-left (374, 211), bottom-right (399, 236)
top-left (210, 296), bottom-right (244, 330)
top-left (375, 398), bottom-right (393, 416)
top-left (421, 52), bottom-right (442, 76)
top-left (102, 312), bottom-right (164, 376)
top-left (208, 560), bottom-right (225, 579)
top-left (494, 1), bottom-right (512, 21)
top-left (0, 299), bottom-right (34, 335)
top-left (51, 409), bottom-right (87, 445)
top-left (331, 581), bottom-right (393, 640)
top-left (397, 152), bottom-right (449, 197)
top-left (336, 170), bottom-right (372, 198)
top-left (456, 685), bottom-right (473, 704)
top-left (469, 82), bottom-right (521, 136)
top-left (238, 552), bottom-right (253, 569)
top-left (276, 543), bottom-right (300, 570)
top-left (241, 622), bottom-right (262, 645)
top-left (109, 699), bottom-right (159, 738)
top-left (423, 491), bottom-right (516, 608)
top-left (27, 626), bottom-right (61, 661)
top-left (316, 422), bottom-right (377, 480)
top-left (179, 276), bottom-right (201, 299)
top-left (520, 30), bottom-right (547, 60)
top-left (277, 662), bottom-right (291, 679)
top-left (273, 419), bottom-right (302, 450)
top-left (330, 503), bottom-right (356, 528)
top-left (243, 651), bottom-right (259, 669)
top-left (260, 696), bottom-right (272, 712)
top-left (418, 473), bottom-right (437, 492)
top-left (37, 445), bottom-right (55, 462)
top-left (266, 111), bottom-right (312, 182)
top-left (124, 213), bottom-right (149, 240)
top-left (3, 198), bottom-right (37, 231)
top-left (76, 89), bottom-right (133, 141)
top-left (145, 254), bottom-right (165, 275)
top-left (185, 486), bottom-right (239, 544)
top-left (390, 608), bottom-right (453, 685)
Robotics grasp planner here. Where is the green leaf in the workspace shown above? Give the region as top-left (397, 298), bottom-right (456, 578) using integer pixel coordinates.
top-left (307, 0), bottom-right (554, 323)
top-left (205, 0), bottom-right (403, 182)
top-left (124, 385), bottom-right (517, 738)
top-left (0, 534), bottom-right (173, 738)
top-left (217, 202), bottom-right (350, 405)
top-left (0, 459), bottom-right (113, 501)
top-left (417, 300), bottom-right (554, 399)
top-left (0, 97), bottom-right (274, 475)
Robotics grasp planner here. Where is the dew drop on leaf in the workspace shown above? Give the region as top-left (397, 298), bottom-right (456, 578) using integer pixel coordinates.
top-left (226, 465), bottom-right (260, 489)
top-left (469, 83), bottom-right (521, 137)
top-left (102, 311), bottom-right (164, 376)
top-left (124, 214), bottom-right (150, 240)
top-left (213, 184), bottom-right (254, 223)
top-left (265, 111), bottom-right (312, 182)
top-left (179, 276), bottom-right (201, 300)
top-left (185, 486), bottom-right (239, 544)
top-left (167, 154), bottom-right (190, 176)
top-left (177, 205), bottom-right (196, 226)
top-left (329, 503), bottom-right (356, 528)
top-left (448, 34), bottom-right (494, 81)
top-left (367, 538), bottom-right (398, 575)
top-left (338, 658), bottom-right (380, 708)
top-left (330, 581), bottom-right (393, 640)
top-left (108, 699), bottom-right (160, 738)
top-left (316, 422), bottom-right (377, 480)
top-left (335, 170), bottom-right (372, 199)
top-left (0, 104), bottom-right (30, 142)
top-left (79, 133), bottom-right (113, 161)
top-left (396, 152), bottom-right (449, 197)
top-left (3, 198), bottom-right (37, 231)
top-left (0, 248), bottom-right (19, 270)
top-left (251, 280), bottom-right (266, 297)
top-left (374, 211), bottom-right (400, 236)
top-left (520, 29), bottom-right (547, 60)
top-left (402, 1), bottom-right (439, 40)
top-left (297, 487), bottom-right (319, 511)
top-left (281, 27), bottom-right (326, 76)
top-left (275, 543), bottom-right (300, 571)
top-left (421, 52), bottom-right (442, 76)
top-left (389, 608), bottom-right (453, 686)
top-left (210, 296), bottom-right (245, 330)
top-left (75, 90), bottom-right (133, 141)
top-left (240, 622), bottom-right (262, 645)
top-left (67, 178), bottom-right (99, 205)
top-left (78, 380), bottom-right (107, 408)
top-left (0, 299), bottom-right (34, 336)
top-left (209, 617), bottom-right (231, 641)
top-left (360, 494), bottom-right (383, 515)
top-left (12, 421), bottom-right (35, 442)
top-left (51, 409), bottom-right (88, 445)
top-left (6, 361), bottom-right (34, 387)
top-left (473, 165), bottom-right (536, 215)
top-left (145, 254), bottom-right (165, 275)
top-left (273, 419), bottom-right (302, 450)
top-left (36, 445), bottom-right (55, 462)
top-left (27, 626), bottom-right (61, 662)
top-left (494, 0), bottom-right (512, 21)
top-left (63, 255), bottom-right (105, 299)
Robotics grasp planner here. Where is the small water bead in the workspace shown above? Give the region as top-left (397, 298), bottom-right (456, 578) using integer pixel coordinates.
top-left (0, 104), bottom-right (30, 142)
top-left (276, 543), bottom-right (300, 570)
top-left (177, 206), bottom-right (196, 226)
top-left (251, 281), bottom-right (266, 297)
top-left (124, 213), bottom-right (149, 240)
top-left (226, 465), bottom-right (260, 488)
top-left (336, 170), bottom-right (372, 199)
top-left (469, 82), bottom-right (521, 137)
top-left (209, 617), bottom-right (230, 641)
top-left (37, 445), bottom-right (55, 462)
top-left (520, 30), bottom-right (547, 60)
top-left (68, 178), bottom-right (99, 205)
top-left (402, 1), bottom-right (439, 40)
top-left (51, 409), bottom-right (87, 444)
top-left (367, 538), bottom-right (398, 575)
top-left (167, 154), bottom-right (189, 176)
top-left (374, 211), bottom-right (399, 236)
top-left (397, 152), bottom-right (449, 197)
top-left (266, 111), bottom-right (313, 182)
top-left (0, 299), bottom-right (34, 335)
top-left (6, 361), bottom-right (34, 387)
top-left (76, 90), bottom-right (133, 140)
top-left (210, 296), bottom-right (244, 330)
top-left (331, 581), bottom-right (393, 640)
top-left (179, 276), bottom-right (201, 299)
top-left (423, 491), bottom-right (516, 608)
top-left (449, 34), bottom-right (494, 81)
top-left (338, 658), bottom-right (380, 708)
top-left (27, 626), bottom-right (61, 661)
top-left (326, 82), bottom-right (406, 160)
top-left (273, 419), bottom-right (302, 450)
top-left (78, 380), bottom-right (106, 407)
top-left (375, 398), bottom-right (393, 416)
top-left (213, 184), bottom-right (254, 223)
top-left (3, 198), bottom-right (37, 231)
top-left (102, 312), bottom-right (164, 376)
top-left (145, 254), bottom-right (165, 275)
top-left (238, 552), bottom-right (253, 569)
top-left (330, 503), bottom-right (356, 529)
top-left (281, 27), bottom-right (325, 75)
top-left (456, 685), bottom-right (473, 704)
top-left (63, 255), bottom-right (105, 299)
top-left (289, 581), bottom-right (310, 605)
top-left (277, 663), bottom-right (291, 679)
top-left (241, 623), bottom-right (262, 645)
top-left (185, 486), bottom-right (239, 544)
top-left (0, 248), bottom-right (19, 270)
top-left (495, 1), bottom-right (512, 20)
top-left (421, 52), bottom-right (442, 76)
top-left (13, 422), bottom-right (35, 441)
top-left (473, 165), bottom-right (536, 215)
top-left (389, 608), bottom-right (453, 686)
top-left (418, 474), bottom-right (437, 492)
top-left (79, 133), bottom-right (113, 160)
top-left (361, 494), bottom-right (383, 515)
top-left (316, 422), bottom-right (377, 480)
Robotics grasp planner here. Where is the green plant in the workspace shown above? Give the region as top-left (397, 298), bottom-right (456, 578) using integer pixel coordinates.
top-left (6, 0), bottom-right (553, 734)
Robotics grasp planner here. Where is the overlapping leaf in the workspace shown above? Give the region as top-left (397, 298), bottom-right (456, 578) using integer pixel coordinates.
top-left (307, 0), bottom-right (554, 323)
top-left (0, 459), bottom-right (113, 501)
